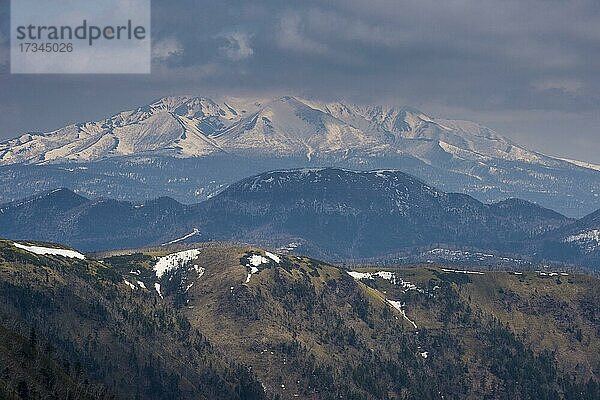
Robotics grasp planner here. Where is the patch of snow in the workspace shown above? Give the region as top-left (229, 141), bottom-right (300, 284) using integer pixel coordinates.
top-left (124, 279), bottom-right (136, 290)
top-left (279, 242), bottom-right (300, 252)
top-left (154, 283), bottom-right (163, 298)
top-left (425, 248), bottom-right (523, 264)
top-left (13, 242), bottom-right (85, 259)
top-left (347, 270), bottom-right (422, 292)
top-left (137, 280), bottom-right (147, 289)
top-left (565, 229), bottom-right (600, 253)
top-left (348, 270), bottom-right (395, 283)
top-left (162, 228), bottom-right (201, 246)
top-left (264, 251), bottom-right (281, 263)
top-left (245, 266), bottom-right (260, 283)
top-left (441, 268), bottom-right (485, 275)
top-left (153, 249), bottom-right (201, 278)
top-left (193, 265), bottom-right (205, 278)
top-left (248, 254), bottom-right (270, 266)
top-left (387, 300), bottom-right (418, 329)
top-left (538, 271), bottom-right (559, 277)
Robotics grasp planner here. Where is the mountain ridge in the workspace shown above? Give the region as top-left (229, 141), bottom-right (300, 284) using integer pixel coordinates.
top-left (2, 168), bottom-right (595, 267)
top-left (0, 95), bottom-right (581, 167)
top-left (1, 239), bottom-right (599, 399)
top-left (1, 95), bottom-right (598, 218)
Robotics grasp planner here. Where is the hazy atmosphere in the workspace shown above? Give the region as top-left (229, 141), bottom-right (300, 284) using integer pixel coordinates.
top-left (0, 0), bottom-right (599, 162)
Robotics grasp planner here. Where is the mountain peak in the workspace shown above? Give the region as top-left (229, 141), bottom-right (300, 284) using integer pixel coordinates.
top-left (219, 168), bottom-right (441, 205)
top-left (0, 94), bottom-right (557, 167)
top-left (0, 95), bottom-right (598, 217)
top-left (0, 187), bottom-right (89, 214)
top-left (149, 95), bottom-right (193, 111)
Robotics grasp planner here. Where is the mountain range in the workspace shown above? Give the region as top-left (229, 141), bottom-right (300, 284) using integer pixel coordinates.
top-left (0, 96), bottom-right (598, 217)
top-left (1, 168), bottom-right (597, 268)
top-left (1, 240), bottom-right (599, 399)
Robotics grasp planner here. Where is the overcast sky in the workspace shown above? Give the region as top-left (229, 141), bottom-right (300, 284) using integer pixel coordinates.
top-left (0, 0), bottom-right (599, 163)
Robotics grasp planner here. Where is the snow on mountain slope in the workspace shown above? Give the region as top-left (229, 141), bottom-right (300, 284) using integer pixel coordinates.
top-left (0, 96), bottom-right (261, 164)
top-left (0, 95), bottom-right (589, 170)
top-left (558, 158), bottom-right (600, 172)
top-left (305, 100), bottom-right (559, 167)
top-left (564, 229), bottom-right (600, 253)
top-left (216, 96), bottom-right (386, 158)
top-left (13, 242), bottom-right (86, 259)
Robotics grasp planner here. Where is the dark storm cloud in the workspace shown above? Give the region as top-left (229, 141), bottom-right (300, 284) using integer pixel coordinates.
top-left (0, 0), bottom-right (599, 161)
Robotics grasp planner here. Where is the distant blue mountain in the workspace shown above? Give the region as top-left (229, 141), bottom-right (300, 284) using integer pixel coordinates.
top-left (2, 168), bottom-right (596, 267)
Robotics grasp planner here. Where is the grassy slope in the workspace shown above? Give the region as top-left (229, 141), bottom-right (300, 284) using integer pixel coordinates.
top-left (351, 266), bottom-right (600, 397)
top-left (0, 240), bottom-right (265, 400)
top-left (1, 239), bottom-right (599, 399)
top-left (170, 247), bottom-right (600, 399)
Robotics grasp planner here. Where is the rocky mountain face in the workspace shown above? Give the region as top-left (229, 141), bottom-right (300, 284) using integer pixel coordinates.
top-left (1, 241), bottom-right (598, 399)
top-left (2, 168), bottom-right (596, 267)
top-left (0, 96), bottom-right (598, 217)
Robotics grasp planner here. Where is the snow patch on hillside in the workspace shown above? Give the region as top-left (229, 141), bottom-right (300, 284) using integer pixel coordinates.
top-left (245, 266), bottom-right (259, 283)
top-left (154, 283), bottom-right (163, 298)
top-left (348, 270), bottom-right (393, 282)
top-left (153, 249), bottom-right (201, 278)
top-left (424, 248), bottom-right (524, 265)
top-left (241, 251), bottom-right (281, 283)
top-left (441, 268), bottom-right (485, 275)
top-left (347, 270), bottom-right (421, 292)
top-left (248, 254), bottom-right (270, 266)
top-left (387, 300), bottom-right (418, 329)
top-left (265, 251), bottom-right (281, 263)
top-left (162, 228), bottom-right (200, 245)
top-left (565, 229), bottom-right (600, 252)
top-left (124, 279), bottom-right (137, 290)
top-left (13, 242), bottom-right (85, 259)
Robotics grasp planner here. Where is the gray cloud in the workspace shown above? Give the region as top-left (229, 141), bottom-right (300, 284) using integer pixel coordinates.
top-left (532, 78), bottom-right (584, 94)
top-left (276, 13), bottom-right (328, 54)
top-left (152, 37), bottom-right (184, 63)
top-left (0, 0), bottom-right (598, 162)
top-left (219, 31), bottom-right (254, 61)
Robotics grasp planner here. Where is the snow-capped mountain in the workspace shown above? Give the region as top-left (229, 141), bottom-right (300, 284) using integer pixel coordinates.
top-left (0, 96), bottom-right (260, 163)
top-left (0, 95), bottom-right (567, 165)
top-left (0, 95), bottom-right (598, 217)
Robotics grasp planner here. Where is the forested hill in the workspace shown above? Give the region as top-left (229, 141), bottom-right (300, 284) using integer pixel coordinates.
top-left (0, 239), bottom-right (599, 399)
